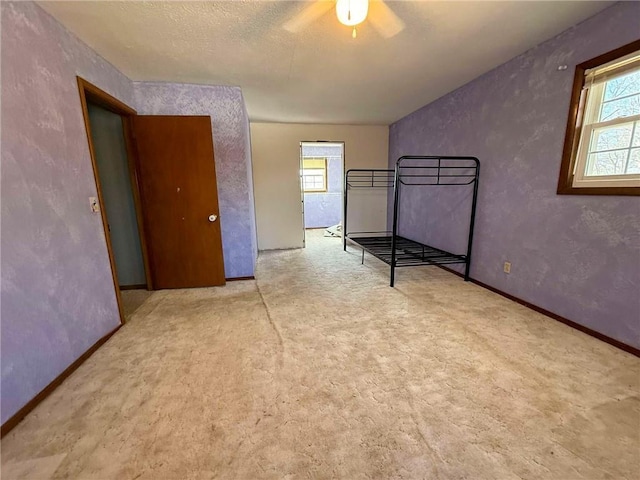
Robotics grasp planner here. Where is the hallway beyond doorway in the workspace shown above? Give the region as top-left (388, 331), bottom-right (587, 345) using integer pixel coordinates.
top-left (300, 142), bottom-right (343, 231)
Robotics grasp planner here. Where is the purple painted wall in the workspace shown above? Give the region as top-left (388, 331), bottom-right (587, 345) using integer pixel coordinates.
top-left (243, 101), bottom-right (259, 267)
top-left (303, 145), bottom-right (343, 229)
top-left (1, 1), bottom-right (133, 423)
top-left (133, 82), bottom-right (256, 278)
top-left (389, 2), bottom-right (640, 349)
top-left (1, 2), bottom-right (258, 424)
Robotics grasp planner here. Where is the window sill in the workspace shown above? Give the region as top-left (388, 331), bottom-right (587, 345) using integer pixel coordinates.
top-left (556, 185), bottom-right (640, 196)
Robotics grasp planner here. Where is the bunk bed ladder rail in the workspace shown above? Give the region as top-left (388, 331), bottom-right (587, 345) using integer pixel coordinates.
top-left (390, 165), bottom-right (401, 287)
top-left (343, 169), bottom-right (348, 251)
top-left (465, 163), bottom-right (480, 281)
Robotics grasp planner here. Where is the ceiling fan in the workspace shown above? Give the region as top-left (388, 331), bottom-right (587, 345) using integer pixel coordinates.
top-left (283, 0), bottom-right (405, 39)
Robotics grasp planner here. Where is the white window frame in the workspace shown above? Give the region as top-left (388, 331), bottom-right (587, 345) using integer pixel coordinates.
top-left (302, 158), bottom-right (327, 193)
top-left (571, 53), bottom-right (640, 189)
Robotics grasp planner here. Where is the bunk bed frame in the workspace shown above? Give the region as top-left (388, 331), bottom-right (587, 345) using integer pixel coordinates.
top-left (343, 156), bottom-right (480, 287)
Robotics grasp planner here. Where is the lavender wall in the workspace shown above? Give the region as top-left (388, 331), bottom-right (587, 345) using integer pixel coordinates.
top-left (133, 82), bottom-right (256, 278)
top-left (1, 1), bottom-right (133, 423)
top-left (2, 2), bottom-right (258, 424)
top-left (389, 2), bottom-right (640, 349)
top-left (303, 145), bottom-right (343, 229)
top-left (242, 101), bottom-right (259, 267)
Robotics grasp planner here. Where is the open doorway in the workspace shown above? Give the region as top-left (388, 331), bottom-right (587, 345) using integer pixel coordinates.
top-left (300, 141), bottom-right (344, 248)
top-left (86, 102), bottom-right (151, 317)
top-left (87, 103), bottom-right (147, 289)
top-left (79, 78), bottom-right (227, 321)
top-left (78, 78), bottom-right (153, 323)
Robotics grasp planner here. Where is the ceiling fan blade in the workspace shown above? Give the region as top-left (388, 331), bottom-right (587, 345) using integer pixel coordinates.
top-left (283, 0), bottom-right (335, 33)
top-left (369, 0), bottom-right (405, 38)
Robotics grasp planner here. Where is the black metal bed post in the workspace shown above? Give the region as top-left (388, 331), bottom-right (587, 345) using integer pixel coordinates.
top-left (390, 160), bottom-right (402, 287)
top-left (464, 159), bottom-right (480, 281)
top-left (343, 171), bottom-right (348, 251)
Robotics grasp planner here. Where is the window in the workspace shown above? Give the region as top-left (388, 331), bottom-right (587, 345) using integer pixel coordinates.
top-left (302, 158), bottom-right (327, 192)
top-left (558, 40), bottom-right (640, 195)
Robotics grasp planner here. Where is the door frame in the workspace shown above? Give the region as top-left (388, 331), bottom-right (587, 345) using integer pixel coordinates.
top-left (77, 77), bottom-right (153, 324)
top-left (299, 141), bottom-right (345, 246)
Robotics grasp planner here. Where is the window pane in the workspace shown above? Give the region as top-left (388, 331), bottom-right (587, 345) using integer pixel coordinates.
top-left (603, 70), bottom-right (640, 102)
top-left (633, 121), bottom-right (640, 147)
top-left (628, 148), bottom-right (640, 174)
top-left (303, 173), bottom-right (325, 190)
top-left (586, 150), bottom-right (628, 176)
top-left (590, 123), bottom-right (633, 151)
top-left (600, 93), bottom-right (640, 121)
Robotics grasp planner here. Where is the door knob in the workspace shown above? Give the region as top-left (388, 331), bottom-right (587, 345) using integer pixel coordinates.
top-left (208, 214), bottom-right (218, 222)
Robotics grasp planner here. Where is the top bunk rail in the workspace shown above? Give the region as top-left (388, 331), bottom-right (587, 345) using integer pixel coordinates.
top-left (345, 169), bottom-right (394, 188)
top-left (396, 156), bottom-right (479, 186)
top-left (345, 156), bottom-right (479, 189)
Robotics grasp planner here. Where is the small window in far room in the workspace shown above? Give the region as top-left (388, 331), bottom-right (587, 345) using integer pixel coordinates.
top-left (558, 40), bottom-right (640, 195)
top-left (302, 158), bottom-right (327, 192)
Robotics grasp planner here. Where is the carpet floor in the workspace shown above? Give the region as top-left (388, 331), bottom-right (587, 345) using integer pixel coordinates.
top-left (2, 231), bottom-right (638, 479)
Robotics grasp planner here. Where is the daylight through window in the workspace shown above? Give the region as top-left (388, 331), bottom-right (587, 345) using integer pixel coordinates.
top-left (302, 158), bottom-right (327, 192)
top-left (575, 54), bottom-right (640, 183)
top-left (558, 41), bottom-right (640, 195)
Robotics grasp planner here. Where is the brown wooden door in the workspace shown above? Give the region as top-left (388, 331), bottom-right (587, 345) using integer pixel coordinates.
top-left (132, 115), bottom-right (225, 289)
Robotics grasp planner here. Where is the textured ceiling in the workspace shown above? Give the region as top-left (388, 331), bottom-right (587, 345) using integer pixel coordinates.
top-left (38, 1), bottom-right (612, 125)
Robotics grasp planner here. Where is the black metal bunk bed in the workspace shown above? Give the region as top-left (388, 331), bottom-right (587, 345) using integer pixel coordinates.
top-left (343, 156), bottom-right (480, 287)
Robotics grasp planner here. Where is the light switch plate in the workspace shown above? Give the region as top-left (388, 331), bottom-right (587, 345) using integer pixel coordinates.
top-left (89, 197), bottom-right (100, 213)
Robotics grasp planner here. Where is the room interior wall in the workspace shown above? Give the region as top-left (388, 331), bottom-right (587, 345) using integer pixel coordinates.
top-left (388, 1), bottom-right (640, 349)
top-left (133, 82), bottom-right (257, 279)
top-left (1, 1), bottom-right (134, 424)
top-left (87, 103), bottom-right (146, 287)
top-left (251, 123), bottom-right (389, 250)
top-left (242, 100), bottom-right (259, 269)
top-left (2, 1), bottom-right (259, 425)
top-left (302, 144), bottom-right (343, 229)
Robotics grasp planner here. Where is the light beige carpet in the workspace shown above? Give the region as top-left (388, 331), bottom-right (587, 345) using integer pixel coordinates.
top-left (2, 231), bottom-right (639, 479)
top-left (121, 288), bottom-right (153, 319)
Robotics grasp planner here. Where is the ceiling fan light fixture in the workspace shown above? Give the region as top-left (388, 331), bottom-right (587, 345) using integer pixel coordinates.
top-left (336, 0), bottom-right (369, 27)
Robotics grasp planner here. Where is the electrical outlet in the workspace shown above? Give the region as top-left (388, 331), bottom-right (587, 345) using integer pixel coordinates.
top-left (503, 261), bottom-right (511, 274)
top-left (89, 197), bottom-right (100, 213)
